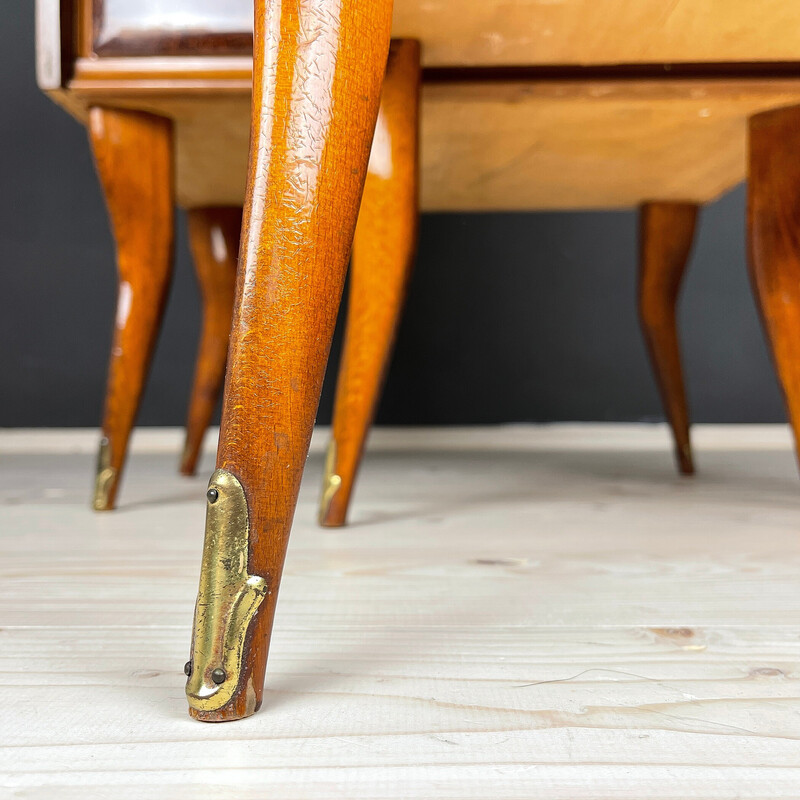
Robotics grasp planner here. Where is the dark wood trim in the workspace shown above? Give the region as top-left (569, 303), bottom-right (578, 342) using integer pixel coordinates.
top-left (423, 62), bottom-right (800, 84)
top-left (94, 31), bottom-right (254, 58)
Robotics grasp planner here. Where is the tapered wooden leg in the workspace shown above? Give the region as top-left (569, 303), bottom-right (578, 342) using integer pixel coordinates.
top-left (319, 40), bottom-right (421, 528)
top-left (180, 207), bottom-right (241, 476)
top-left (184, 0), bottom-right (394, 721)
top-left (638, 202), bottom-right (698, 475)
top-left (748, 105), bottom-right (800, 469)
top-left (88, 108), bottom-right (174, 510)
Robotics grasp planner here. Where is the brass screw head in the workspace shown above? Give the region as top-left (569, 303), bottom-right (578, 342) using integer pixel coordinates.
top-left (211, 668), bottom-right (227, 685)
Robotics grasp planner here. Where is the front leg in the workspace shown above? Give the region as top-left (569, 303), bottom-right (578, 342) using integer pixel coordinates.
top-left (748, 105), bottom-right (800, 472)
top-left (185, 0), bottom-right (394, 721)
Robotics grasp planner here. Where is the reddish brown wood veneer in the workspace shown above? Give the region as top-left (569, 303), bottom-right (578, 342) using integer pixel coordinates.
top-left (88, 107), bottom-right (174, 510)
top-left (320, 39), bottom-right (421, 527)
top-left (748, 104), bottom-right (800, 473)
top-left (638, 201), bottom-right (698, 476)
top-left (187, 0), bottom-right (394, 722)
top-left (180, 207), bottom-right (241, 476)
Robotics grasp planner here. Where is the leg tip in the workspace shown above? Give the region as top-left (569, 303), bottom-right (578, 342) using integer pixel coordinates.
top-left (188, 704), bottom-right (259, 723)
top-left (92, 437), bottom-right (118, 511)
top-left (319, 508), bottom-right (347, 528)
top-left (179, 441), bottom-right (199, 477)
top-left (676, 442), bottom-right (695, 476)
top-left (318, 439), bottom-right (346, 527)
top-left (188, 679), bottom-right (262, 723)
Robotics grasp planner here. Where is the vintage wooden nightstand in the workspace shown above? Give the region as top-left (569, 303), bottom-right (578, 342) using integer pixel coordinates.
top-left (37, 0), bottom-right (800, 721)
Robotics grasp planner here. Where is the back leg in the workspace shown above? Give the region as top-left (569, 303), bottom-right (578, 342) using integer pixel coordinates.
top-left (638, 201), bottom-right (699, 475)
top-left (319, 39), bottom-right (421, 527)
top-left (180, 207), bottom-right (241, 476)
top-left (89, 108), bottom-right (174, 510)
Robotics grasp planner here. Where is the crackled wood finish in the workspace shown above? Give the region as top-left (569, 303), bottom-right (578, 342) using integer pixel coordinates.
top-left (188, 0), bottom-right (394, 722)
top-left (88, 107), bottom-right (173, 510)
top-left (639, 202), bottom-right (698, 476)
top-left (180, 207), bottom-right (240, 476)
top-left (321, 39), bottom-right (420, 528)
top-left (748, 104), bottom-right (800, 475)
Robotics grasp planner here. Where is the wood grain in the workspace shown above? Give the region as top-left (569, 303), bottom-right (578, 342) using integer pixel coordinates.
top-left (3, 427), bottom-right (800, 796)
top-left (418, 79), bottom-right (800, 210)
top-left (321, 39), bottom-right (420, 528)
top-left (56, 79), bottom-right (800, 210)
top-left (639, 202), bottom-right (698, 476)
top-left (66, 0), bottom-right (800, 67)
top-left (180, 207), bottom-right (240, 477)
top-left (391, 0), bottom-right (800, 68)
top-left (748, 104), bottom-right (800, 477)
top-left (87, 107), bottom-right (173, 511)
top-left (188, 0), bottom-right (395, 721)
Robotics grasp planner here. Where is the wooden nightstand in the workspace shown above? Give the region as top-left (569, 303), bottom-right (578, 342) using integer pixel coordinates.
top-left (37, 0), bottom-right (800, 720)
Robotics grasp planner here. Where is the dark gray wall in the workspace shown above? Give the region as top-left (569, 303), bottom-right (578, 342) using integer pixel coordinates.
top-left (1, 2), bottom-right (786, 427)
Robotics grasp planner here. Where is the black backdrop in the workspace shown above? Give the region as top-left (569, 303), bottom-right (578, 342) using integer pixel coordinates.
top-left (1, 3), bottom-right (786, 427)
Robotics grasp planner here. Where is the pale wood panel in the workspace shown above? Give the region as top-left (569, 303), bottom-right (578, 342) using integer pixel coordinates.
top-left (163, 79), bottom-right (800, 209)
top-left (7, 768), bottom-right (800, 800)
top-left (423, 80), bottom-right (800, 209)
top-left (391, 0), bottom-right (800, 67)
top-left (62, 80), bottom-right (800, 210)
top-left (2, 428), bottom-right (800, 796)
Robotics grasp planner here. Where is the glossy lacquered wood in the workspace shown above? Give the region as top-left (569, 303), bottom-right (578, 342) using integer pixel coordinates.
top-left (187, 0), bottom-right (394, 722)
top-left (748, 104), bottom-right (800, 473)
top-left (180, 207), bottom-right (241, 476)
top-left (88, 107), bottom-right (174, 511)
top-left (320, 40), bottom-right (420, 528)
top-left (639, 202), bottom-right (699, 476)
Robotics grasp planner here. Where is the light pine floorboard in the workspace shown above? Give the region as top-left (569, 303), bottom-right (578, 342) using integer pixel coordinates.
top-left (2, 424), bottom-right (800, 798)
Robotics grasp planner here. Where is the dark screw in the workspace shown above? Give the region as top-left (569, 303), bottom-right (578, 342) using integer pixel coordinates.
top-left (211, 667), bottom-right (226, 685)
top-left (184, 661), bottom-right (192, 676)
top-left (207, 488), bottom-right (219, 503)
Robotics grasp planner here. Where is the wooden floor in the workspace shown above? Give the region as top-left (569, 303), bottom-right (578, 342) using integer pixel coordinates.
top-left (2, 424), bottom-right (800, 798)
